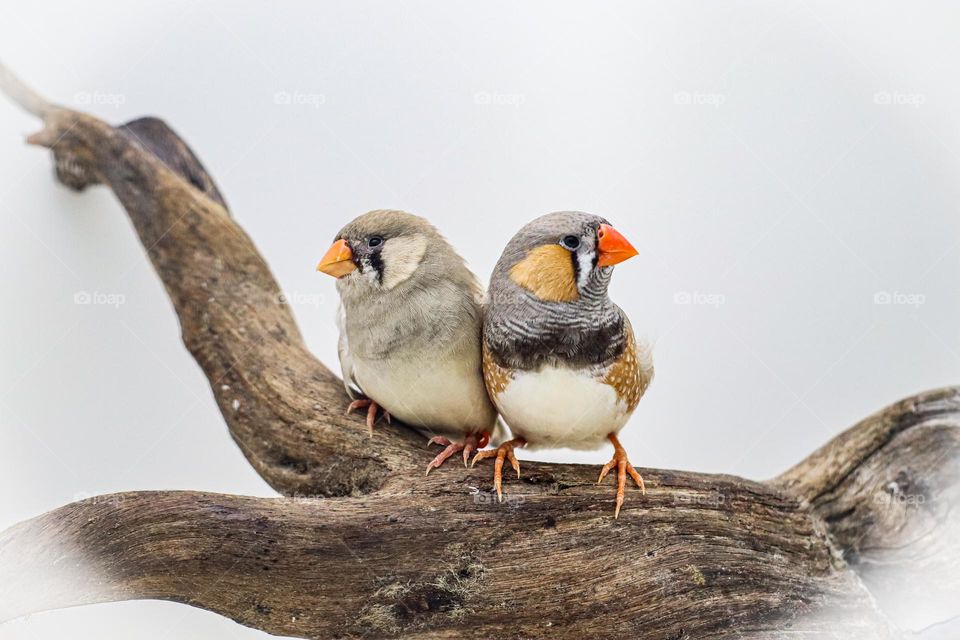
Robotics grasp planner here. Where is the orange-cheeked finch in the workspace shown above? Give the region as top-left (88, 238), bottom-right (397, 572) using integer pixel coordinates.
top-left (317, 210), bottom-right (499, 473)
top-left (476, 211), bottom-right (653, 517)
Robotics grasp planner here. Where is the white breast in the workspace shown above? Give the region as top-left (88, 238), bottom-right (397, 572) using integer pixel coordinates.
top-left (352, 354), bottom-right (496, 437)
top-left (493, 365), bottom-right (632, 451)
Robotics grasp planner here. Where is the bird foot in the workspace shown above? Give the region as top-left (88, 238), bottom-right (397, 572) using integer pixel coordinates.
top-left (345, 398), bottom-right (391, 436)
top-left (471, 437), bottom-right (526, 502)
top-left (597, 433), bottom-right (646, 518)
top-left (425, 432), bottom-right (490, 475)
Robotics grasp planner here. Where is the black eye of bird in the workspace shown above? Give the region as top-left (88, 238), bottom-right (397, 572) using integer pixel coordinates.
top-left (561, 235), bottom-right (581, 250)
top-left (368, 236), bottom-right (384, 248)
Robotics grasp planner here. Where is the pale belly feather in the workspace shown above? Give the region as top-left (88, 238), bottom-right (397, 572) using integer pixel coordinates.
top-left (352, 355), bottom-right (495, 436)
top-left (494, 365), bottom-right (632, 451)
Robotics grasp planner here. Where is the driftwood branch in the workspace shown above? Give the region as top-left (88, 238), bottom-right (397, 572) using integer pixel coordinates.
top-left (1, 63), bottom-right (958, 639)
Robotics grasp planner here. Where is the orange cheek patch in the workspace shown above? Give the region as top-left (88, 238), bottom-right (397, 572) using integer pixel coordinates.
top-left (509, 244), bottom-right (579, 302)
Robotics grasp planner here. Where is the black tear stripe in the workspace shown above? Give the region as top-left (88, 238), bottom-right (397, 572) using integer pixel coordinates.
top-left (369, 250), bottom-right (384, 286)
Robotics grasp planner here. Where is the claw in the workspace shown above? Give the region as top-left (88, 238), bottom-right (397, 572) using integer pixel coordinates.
top-left (425, 442), bottom-right (464, 475)
top-left (424, 432), bottom-right (489, 475)
top-left (346, 399), bottom-right (391, 436)
top-left (506, 447), bottom-right (520, 478)
top-left (597, 433), bottom-right (646, 518)
top-left (428, 435), bottom-right (452, 448)
top-left (472, 437), bottom-right (526, 502)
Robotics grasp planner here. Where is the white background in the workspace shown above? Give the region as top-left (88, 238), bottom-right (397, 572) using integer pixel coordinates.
top-left (1, 1), bottom-right (959, 637)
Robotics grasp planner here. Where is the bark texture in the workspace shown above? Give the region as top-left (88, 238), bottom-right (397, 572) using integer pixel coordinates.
top-left (1, 66), bottom-right (958, 639)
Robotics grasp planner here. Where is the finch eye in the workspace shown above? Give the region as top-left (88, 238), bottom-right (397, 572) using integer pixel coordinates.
top-left (368, 236), bottom-right (384, 248)
top-left (561, 235), bottom-right (581, 250)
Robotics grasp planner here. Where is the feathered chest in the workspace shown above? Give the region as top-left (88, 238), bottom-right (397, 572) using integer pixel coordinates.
top-left (483, 322), bottom-right (651, 414)
top-left (484, 296), bottom-right (628, 370)
top-left (342, 286), bottom-right (479, 361)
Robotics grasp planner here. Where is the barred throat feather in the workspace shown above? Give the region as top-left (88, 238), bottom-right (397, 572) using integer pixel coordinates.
top-left (485, 266), bottom-right (626, 371)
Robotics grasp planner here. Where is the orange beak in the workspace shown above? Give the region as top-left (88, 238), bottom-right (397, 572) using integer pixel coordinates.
top-left (596, 224), bottom-right (638, 267)
top-left (316, 239), bottom-right (357, 278)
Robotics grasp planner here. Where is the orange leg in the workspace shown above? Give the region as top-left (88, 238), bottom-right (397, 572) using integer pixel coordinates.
top-left (597, 433), bottom-right (646, 518)
top-left (424, 432), bottom-right (490, 475)
top-left (471, 437), bottom-right (526, 502)
top-left (345, 398), bottom-right (391, 436)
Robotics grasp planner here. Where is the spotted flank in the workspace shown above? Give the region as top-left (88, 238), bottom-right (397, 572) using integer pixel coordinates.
top-left (482, 341), bottom-right (514, 397)
top-left (602, 324), bottom-right (652, 412)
